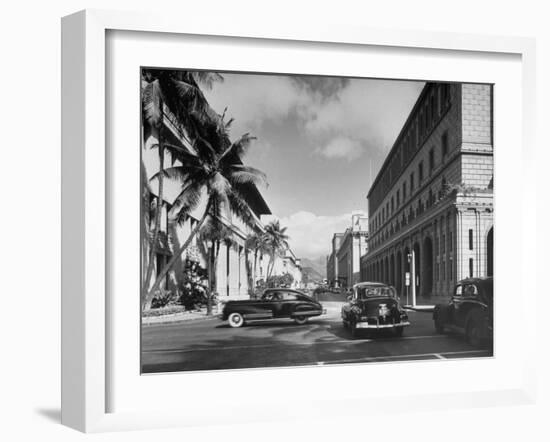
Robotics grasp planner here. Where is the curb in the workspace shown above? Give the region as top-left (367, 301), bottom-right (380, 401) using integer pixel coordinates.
top-left (403, 305), bottom-right (435, 313)
top-left (142, 313), bottom-right (221, 326)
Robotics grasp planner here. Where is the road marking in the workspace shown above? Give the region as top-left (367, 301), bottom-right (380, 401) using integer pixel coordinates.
top-left (143, 334), bottom-right (453, 354)
top-left (319, 349), bottom-right (490, 365)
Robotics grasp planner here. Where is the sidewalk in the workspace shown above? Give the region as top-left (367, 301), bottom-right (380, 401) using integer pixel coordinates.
top-left (142, 305), bottom-right (221, 326)
top-left (402, 295), bottom-right (450, 313)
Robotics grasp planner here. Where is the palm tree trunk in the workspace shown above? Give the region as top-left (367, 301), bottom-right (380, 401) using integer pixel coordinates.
top-left (206, 246), bottom-right (214, 316)
top-left (143, 129), bottom-right (164, 299)
top-left (253, 249), bottom-right (258, 297)
top-left (144, 198), bottom-right (212, 310)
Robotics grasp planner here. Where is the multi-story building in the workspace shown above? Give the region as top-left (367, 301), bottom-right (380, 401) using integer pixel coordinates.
top-left (263, 248), bottom-right (303, 289)
top-left (326, 233), bottom-right (344, 288)
top-left (361, 82), bottom-right (493, 303)
top-left (327, 213), bottom-right (369, 289)
top-left (142, 87), bottom-right (272, 303)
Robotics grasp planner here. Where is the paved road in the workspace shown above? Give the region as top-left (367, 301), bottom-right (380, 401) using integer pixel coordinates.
top-left (141, 293), bottom-right (492, 374)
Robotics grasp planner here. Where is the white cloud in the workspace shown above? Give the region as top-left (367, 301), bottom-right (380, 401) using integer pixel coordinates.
top-left (203, 73), bottom-right (316, 137)
top-left (203, 73), bottom-right (424, 160)
top-left (305, 80), bottom-right (424, 155)
top-left (316, 136), bottom-right (362, 161)
top-left (272, 211), bottom-right (358, 259)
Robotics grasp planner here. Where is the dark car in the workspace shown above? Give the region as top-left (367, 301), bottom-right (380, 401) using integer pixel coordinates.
top-left (433, 277), bottom-right (493, 347)
top-left (221, 288), bottom-right (326, 328)
top-left (341, 282), bottom-right (410, 338)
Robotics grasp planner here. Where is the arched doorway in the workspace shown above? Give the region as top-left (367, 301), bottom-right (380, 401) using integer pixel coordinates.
top-left (422, 237), bottom-right (434, 298)
top-left (487, 227), bottom-right (493, 277)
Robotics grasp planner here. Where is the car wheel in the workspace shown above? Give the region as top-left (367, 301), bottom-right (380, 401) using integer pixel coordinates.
top-left (394, 326), bottom-right (404, 337)
top-left (342, 319), bottom-right (348, 329)
top-left (228, 312), bottom-right (245, 328)
top-left (466, 317), bottom-right (482, 347)
top-left (294, 315), bottom-right (308, 325)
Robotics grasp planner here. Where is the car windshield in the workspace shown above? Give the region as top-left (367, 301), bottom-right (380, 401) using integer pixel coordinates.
top-left (355, 286), bottom-right (396, 300)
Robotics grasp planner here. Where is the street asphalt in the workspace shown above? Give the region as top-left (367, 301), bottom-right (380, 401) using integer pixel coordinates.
top-left (141, 292), bottom-right (492, 374)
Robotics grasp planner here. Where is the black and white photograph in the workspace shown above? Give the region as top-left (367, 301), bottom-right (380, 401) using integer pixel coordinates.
top-left (140, 69), bottom-right (494, 374)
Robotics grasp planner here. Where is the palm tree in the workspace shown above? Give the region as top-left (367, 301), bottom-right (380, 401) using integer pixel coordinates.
top-left (263, 220), bottom-right (290, 279)
top-left (143, 131), bottom-right (267, 308)
top-left (245, 231), bottom-right (270, 296)
top-left (141, 69), bottom-right (223, 300)
top-left (197, 218), bottom-right (234, 315)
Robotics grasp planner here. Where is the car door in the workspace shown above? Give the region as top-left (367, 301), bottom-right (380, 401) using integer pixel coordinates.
top-left (456, 283), bottom-right (479, 328)
top-left (281, 291), bottom-right (300, 316)
top-left (449, 284), bottom-right (464, 326)
top-left (268, 292), bottom-right (285, 318)
top-left (341, 288), bottom-right (356, 320)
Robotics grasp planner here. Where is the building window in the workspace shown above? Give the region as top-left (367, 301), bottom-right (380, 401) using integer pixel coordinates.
top-left (469, 258), bottom-right (474, 277)
top-left (418, 161), bottom-right (424, 183)
top-left (429, 148), bottom-right (435, 173)
top-left (449, 231), bottom-right (453, 251)
top-left (391, 197), bottom-right (394, 213)
top-left (442, 234), bottom-right (446, 254)
top-left (469, 229), bottom-right (474, 250)
top-left (403, 181), bottom-right (407, 200)
top-left (442, 132), bottom-right (448, 158)
top-left (410, 172), bottom-right (414, 191)
top-left (396, 189), bottom-right (400, 207)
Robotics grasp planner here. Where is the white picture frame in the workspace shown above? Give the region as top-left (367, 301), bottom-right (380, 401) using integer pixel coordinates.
top-left (61, 9), bottom-right (537, 433)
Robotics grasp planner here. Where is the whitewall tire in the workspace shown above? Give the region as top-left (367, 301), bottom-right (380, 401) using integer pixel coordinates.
top-left (228, 312), bottom-right (245, 328)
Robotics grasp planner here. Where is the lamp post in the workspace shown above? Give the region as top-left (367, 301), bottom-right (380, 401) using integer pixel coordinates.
top-left (408, 250), bottom-right (417, 307)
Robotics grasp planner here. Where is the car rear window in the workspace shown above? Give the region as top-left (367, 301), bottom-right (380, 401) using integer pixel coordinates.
top-left (356, 286), bottom-right (396, 299)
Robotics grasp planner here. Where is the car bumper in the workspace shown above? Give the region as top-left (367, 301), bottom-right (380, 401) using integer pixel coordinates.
top-left (355, 320), bottom-right (410, 329)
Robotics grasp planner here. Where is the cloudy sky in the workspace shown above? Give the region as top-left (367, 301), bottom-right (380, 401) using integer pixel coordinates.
top-left (201, 72), bottom-right (424, 260)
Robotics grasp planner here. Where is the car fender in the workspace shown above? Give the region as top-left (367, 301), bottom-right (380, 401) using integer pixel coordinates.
top-left (433, 304), bottom-right (449, 323)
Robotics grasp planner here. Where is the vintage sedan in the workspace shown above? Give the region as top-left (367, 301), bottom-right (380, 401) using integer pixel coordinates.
top-left (433, 277), bottom-right (493, 347)
top-left (220, 288), bottom-right (325, 328)
top-left (341, 282), bottom-right (410, 338)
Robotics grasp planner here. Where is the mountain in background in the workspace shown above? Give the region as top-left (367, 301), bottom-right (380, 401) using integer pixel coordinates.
top-left (300, 256), bottom-right (326, 283)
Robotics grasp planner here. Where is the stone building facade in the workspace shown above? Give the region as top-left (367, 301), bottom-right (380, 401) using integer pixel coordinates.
top-left (142, 101), bottom-right (272, 302)
top-left (327, 213), bottom-right (369, 289)
top-left (326, 233), bottom-right (344, 288)
top-left (360, 82), bottom-right (493, 302)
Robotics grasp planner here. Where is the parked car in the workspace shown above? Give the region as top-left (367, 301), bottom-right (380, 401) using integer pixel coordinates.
top-left (220, 288), bottom-right (326, 328)
top-left (433, 277), bottom-right (493, 347)
top-left (341, 282), bottom-right (410, 338)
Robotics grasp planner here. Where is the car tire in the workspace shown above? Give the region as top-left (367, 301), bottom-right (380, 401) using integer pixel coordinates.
top-left (465, 313), bottom-right (484, 347)
top-left (294, 315), bottom-right (308, 325)
top-left (228, 312), bottom-right (245, 328)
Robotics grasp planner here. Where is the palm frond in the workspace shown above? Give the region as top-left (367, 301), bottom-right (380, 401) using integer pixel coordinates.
top-left (226, 188), bottom-right (256, 229)
top-left (171, 182), bottom-right (203, 219)
top-left (142, 80), bottom-right (163, 127)
top-left (191, 72), bottom-right (224, 90)
top-left (226, 165), bottom-right (268, 188)
top-left (219, 133), bottom-right (257, 163)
